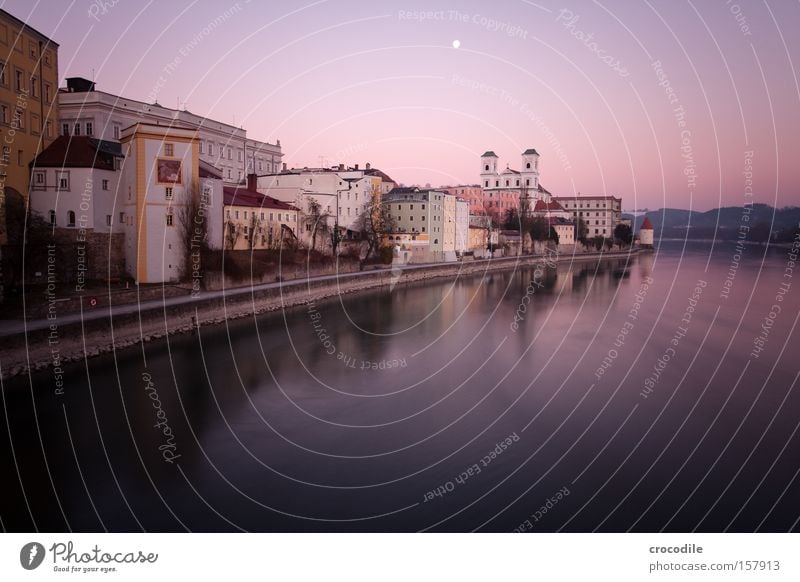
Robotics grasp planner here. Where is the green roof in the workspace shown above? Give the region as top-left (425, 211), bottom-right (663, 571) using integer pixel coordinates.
top-left (481, 150), bottom-right (498, 157)
top-left (522, 148), bottom-right (539, 155)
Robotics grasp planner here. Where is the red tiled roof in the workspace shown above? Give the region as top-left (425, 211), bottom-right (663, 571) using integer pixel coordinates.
top-left (30, 135), bottom-right (121, 170)
top-left (534, 200), bottom-right (566, 212)
top-left (641, 216), bottom-right (654, 229)
top-left (223, 186), bottom-right (298, 211)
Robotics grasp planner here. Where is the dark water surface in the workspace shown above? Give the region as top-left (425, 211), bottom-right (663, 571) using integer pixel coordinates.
top-left (2, 241), bottom-right (799, 532)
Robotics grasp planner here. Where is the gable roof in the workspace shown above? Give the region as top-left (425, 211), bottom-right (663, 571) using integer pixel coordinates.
top-left (30, 136), bottom-right (121, 170)
top-left (534, 200), bottom-right (567, 212)
top-left (223, 185), bottom-right (298, 211)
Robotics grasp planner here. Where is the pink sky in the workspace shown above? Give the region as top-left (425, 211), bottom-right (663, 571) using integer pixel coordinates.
top-left (8, 0), bottom-right (799, 210)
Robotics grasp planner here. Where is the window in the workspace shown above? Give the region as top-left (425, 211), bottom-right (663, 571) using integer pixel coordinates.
top-left (33, 170), bottom-right (45, 189)
top-left (49, 210), bottom-right (56, 225)
top-left (484, 180), bottom-right (488, 187)
top-left (106, 215), bottom-right (112, 226)
top-left (166, 211), bottom-right (174, 226)
top-left (45, 120), bottom-right (52, 137)
top-left (0, 104), bottom-right (9, 124)
top-left (119, 212), bottom-right (125, 224)
top-left (102, 179), bottom-right (109, 191)
top-left (269, 212), bottom-right (273, 221)
top-left (30, 76), bottom-right (38, 98)
top-left (495, 181), bottom-right (499, 187)
top-left (73, 123), bottom-right (80, 136)
top-left (260, 212), bottom-right (264, 220)
top-left (235, 210), bottom-right (239, 219)
top-left (484, 164), bottom-right (489, 171)
top-left (44, 83), bottom-right (51, 103)
top-left (68, 211), bottom-right (76, 227)
top-left (0, 63), bottom-right (5, 86)
top-left (208, 143), bottom-right (213, 155)
top-left (62, 122), bottom-right (69, 136)
top-left (14, 69), bottom-right (23, 92)
top-left (113, 125), bottom-right (120, 139)
top-left (526, 179), bottom-right (530, 186)
top-left (226, 209), bottom-right (231, 218)
top-left (227, 169), bottom-right (231, 179)
top-left (85, 122), bottom-right (93, 136)
top-left (164, 143), bottom-right (174, 156)
top-left (526, 162), bottom-right (531, 169)
top-left (238, 150), bottom-right (243, 162)
top-left (227, 148), bottom-right (232, 160)
top-left (57, 171), bottom-right (69, 190)
top-left (15, 110), bottom-right (24, 130)
top-left (165, 187), bottom-right (173, 200)
top-left (31, 113), bottom-right (40, 134)
top-left (199, 142), bottom-right (204, 154)
top-left (244, 211), bottom-right (248, 219)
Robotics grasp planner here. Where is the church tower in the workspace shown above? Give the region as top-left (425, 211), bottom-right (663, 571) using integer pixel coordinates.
top-left (520, 148), bottom-right (540, 192)
top-left (480, 151), bottom-right (498, 189)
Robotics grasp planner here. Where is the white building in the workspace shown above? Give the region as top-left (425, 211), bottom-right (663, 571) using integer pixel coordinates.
top-left (29, 135), bottom-right (123, 232)
top-left (554, 194), bottom-right (622, 238)
top-left (118, 123), bottom-right (223, 283)
top-left (255, 163), bottom-right (396, 244)
top-left (455, 197), bottom-right (469, 255)
top-left (58, 77), bottom-right (282, 185)
top-left (480, 148), bottom-right (550, 215)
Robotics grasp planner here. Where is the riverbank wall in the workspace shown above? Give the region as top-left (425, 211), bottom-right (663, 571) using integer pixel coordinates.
top-left (0, 248), bottom-right (640, 380)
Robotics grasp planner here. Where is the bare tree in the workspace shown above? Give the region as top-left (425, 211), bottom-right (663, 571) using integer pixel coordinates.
top-left (354, 196), bottom-right (396, 268)
top-left (176, 180), bottom-right (210, 280)
top-left (303, 197), bottom-right (332, 253)
top-left (247, 211), bottom-right (263, 250)
top-left (224, 217), bottom-right (241, 250)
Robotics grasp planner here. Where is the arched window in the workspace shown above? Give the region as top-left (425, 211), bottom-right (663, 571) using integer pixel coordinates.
top-left (484, 164), bottom-right (489, 171)
top-left (526, 162), bottom-right (531, 169)
top-left (68, 210), bottom-right (76, 226)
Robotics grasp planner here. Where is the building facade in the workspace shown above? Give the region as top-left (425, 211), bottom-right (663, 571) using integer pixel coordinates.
top-left (554, 195), bottom-right (622, 238)
top-left (57, 78), bottom-right (282, 185)
top-left (29, 135), bottom-right (122, 232)
top-left (479, 149), bottom-right (550, 218)
top-left (255, 163), bottom-right (396, 245)
top-left (441, 184), bottom-right (483, 215)
top-left (223, 181), bottom-right (299, 251)
top-left (0, 8), bottom-right (60, 249)
top-left (455, 197), bottom-right (469, 254)
top-left (118, 123), bottom-right (224, 283)
top-left (384, 187), bottom-right (447, 256)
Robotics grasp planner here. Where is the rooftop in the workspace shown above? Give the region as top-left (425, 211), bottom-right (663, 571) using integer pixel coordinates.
top-left (30, 136), bottom-right (121, 171)
top-left (223, 186), bottom-right (299, 211)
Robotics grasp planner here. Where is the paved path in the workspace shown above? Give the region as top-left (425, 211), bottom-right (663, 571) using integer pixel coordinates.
top-left (0, 250), bottom-right (635, 339)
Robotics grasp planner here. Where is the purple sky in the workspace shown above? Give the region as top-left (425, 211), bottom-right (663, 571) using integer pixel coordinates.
top-left (7, 0), bottom-right (799, 210)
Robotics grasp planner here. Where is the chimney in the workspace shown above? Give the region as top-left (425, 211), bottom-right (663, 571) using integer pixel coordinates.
top-left (366, 162), bottom-right (371, 170)
top-left (354, 164), bottom-right (359, 170)
top-left (338, 163), bottom-right (344, 171)
top-left (247, 173), bottom-right (257, 191)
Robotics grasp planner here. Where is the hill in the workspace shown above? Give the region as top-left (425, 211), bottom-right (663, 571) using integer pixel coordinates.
top-left (623, 204), bottom-right (800, 242)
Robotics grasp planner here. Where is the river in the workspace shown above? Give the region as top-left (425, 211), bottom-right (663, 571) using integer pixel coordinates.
top-left (2, 241), bottom-right (799, 532)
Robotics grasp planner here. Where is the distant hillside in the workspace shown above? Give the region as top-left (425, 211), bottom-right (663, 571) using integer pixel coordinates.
top-left (623, 204), bottom-right (800, 242)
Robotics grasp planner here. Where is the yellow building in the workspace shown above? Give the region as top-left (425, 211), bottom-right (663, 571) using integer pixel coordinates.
top-left (223, 181), bottom-right (299, 251)
top-left (0, 8), bottom-right (59, 242)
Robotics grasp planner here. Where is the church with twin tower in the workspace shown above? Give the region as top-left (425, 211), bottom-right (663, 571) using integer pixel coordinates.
top-left (479, 149), bottom-right (552, 214)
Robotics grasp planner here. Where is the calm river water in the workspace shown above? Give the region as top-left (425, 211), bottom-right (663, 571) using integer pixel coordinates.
top-left (2, 241), bottom-right (799, 532)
